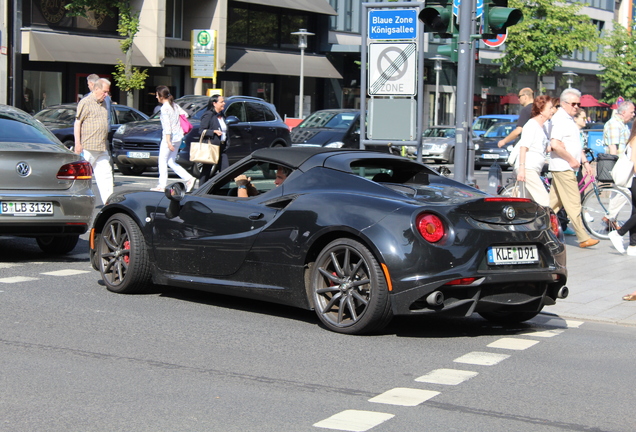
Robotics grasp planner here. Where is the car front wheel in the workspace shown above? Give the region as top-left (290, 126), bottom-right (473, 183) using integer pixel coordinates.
top-left (97, 213), bottom-right (151, 293)
top-left (310, 238), bottom-right (392, 334)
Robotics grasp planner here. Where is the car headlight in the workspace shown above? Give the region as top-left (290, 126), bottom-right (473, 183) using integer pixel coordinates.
top-left (432, 143), bottom-right (448, 151)
top-left (115, 124), bottom-right (127, 135)
top-left (325, 141), bottom-right (345, 148)
top-left (474, 143), bottom-right (480, 151)
top-left (507, 144), bottom-right (515, 152)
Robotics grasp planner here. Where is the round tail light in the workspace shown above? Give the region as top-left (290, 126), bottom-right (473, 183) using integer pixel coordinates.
top-left (550, 213), bottom-right (560, 237)
top-left (416, 213), bottom-right (445, 243)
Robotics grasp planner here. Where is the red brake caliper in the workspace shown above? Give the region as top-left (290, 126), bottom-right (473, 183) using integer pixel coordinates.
top-left (123, 240), bottom-right (130, 264)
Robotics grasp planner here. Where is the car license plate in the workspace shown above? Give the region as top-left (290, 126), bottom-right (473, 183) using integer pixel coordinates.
top-left (482, 154), bottom-right (499, 159)
top-left (127, 151), bottom-right (150, 158)
top-left (1, 201), bottom-right (53, 215)
top-left (487, 245), bottom-right (538, 265)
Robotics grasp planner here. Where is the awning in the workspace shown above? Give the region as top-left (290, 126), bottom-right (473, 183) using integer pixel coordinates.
top-left (234, 0), bottom-right (337, 15)
top-left (580, 94), bottom-right (610, 108)
top-left (23, 30), bottom-right (153, 67)
top-left (500, 93), bottom-right (520, 105)
top-left (225, 48), bottom-right (343, 79)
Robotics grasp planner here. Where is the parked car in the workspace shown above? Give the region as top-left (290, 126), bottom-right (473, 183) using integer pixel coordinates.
top-left (472, 114), bottom-right (519, 137)
top-left (291, 109), bottom-right (361, 148)
top-left (1, 104), bottom-right (95, 254)
top-left (417, 125), bottom-right (456, 163)
top-left (111, 95), bottom-right (291, 177)
top-left (89, 147), bottom-right (568, 334)
top-left (34, 102), bottom-right (149, 158)
top-left (474, 122), bottom-right (517, 170)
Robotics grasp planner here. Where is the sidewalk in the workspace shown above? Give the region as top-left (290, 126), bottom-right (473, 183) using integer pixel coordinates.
top-left (542, 234), bottom-right (636, 326)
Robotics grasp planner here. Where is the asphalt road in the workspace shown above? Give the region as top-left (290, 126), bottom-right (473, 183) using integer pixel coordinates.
top-left (2, 168), bottom-right (633, 432)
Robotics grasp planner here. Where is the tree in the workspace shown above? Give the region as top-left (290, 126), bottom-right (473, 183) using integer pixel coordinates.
top-left (496, 0), bottom-right (600, 92)
top-left (65, 0), bottom-right (148, 106)
top-left (597, 21), bottom-right (636, 103)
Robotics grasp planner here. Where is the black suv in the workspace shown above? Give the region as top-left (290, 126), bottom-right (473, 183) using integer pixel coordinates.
top-left (111, 95), bottom-right (291, 176)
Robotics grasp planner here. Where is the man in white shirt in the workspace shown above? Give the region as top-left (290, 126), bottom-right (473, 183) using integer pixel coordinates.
top-left (549, 88), bottom-right (599, 248)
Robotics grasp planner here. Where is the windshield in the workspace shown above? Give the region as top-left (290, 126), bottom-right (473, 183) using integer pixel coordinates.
top-left (300, 111), bottom-right (358, 129)
top-left (474, 118), bottom-right (510, 131)
top-left (1, 115), bottom-right (64, 144)
top-left (34, 107), bottom-right (76, 124)
top-left (484, 123), bottom-right (516, 138)
top-left (423, 127), bottom-right (455, 138)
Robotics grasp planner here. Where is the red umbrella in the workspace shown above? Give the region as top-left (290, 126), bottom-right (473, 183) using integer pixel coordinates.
top-left (580, 94), bottom-right (610, 108)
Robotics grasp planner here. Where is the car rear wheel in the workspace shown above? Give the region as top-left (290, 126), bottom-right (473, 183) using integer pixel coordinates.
top-left (36, 235), bottom-right (79, 254)
top-left (97, 213), bottom-right (151, 294)
top-left (116, 163), bottom-right (146, 176)
top-left (63, 140), bottom-right (75, 152)
top-left (310, 238), bottom-right (392, 334)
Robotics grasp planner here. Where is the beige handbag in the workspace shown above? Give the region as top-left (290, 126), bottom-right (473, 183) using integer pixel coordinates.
top-left (190, 130), bottom-right (220, 164)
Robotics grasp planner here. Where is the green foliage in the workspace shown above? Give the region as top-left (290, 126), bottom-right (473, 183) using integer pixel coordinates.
top-left (497, 0), bottom-right (600, 77)
top-left (597, 22), bottom-right (636, 103)
top-left (113, 60), bottom-right (149, 92)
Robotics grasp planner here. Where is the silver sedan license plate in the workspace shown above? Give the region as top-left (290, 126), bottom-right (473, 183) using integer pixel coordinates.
top-left (482, 154), bottom-right (499, 159)
top-left (127, 151), bottom-right (150, 158)
top-left (487, 245), bottom-right (538, 265)
top-left (1, 201), bottom-right (53, 215)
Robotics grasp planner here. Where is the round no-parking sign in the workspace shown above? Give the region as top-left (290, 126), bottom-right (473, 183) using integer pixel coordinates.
top-left (483, 33), bottom-right (507, 48)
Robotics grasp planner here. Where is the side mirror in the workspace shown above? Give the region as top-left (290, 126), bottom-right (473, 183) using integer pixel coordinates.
top-left (165, 182), bottom-right (185, 219)
top-left (225, 115), bottom-right (240, 126)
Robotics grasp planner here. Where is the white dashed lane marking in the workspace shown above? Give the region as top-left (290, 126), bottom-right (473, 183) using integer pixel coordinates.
top-left (415, 368), bottom-right (479, 385)
top-left (369, 388), bottom-right (439, 406)
top-left (487, 337), bottom-right (540, 350)
top-left (313, 410), bottom-right (394, 431)
top-left (0, 263), bottom-right (24, 269)
top-left (41, 269), bottom-right (91, 276)
top-left (0, 276), bottom-right (40, 284)
top-left (521, 329), bottom-right (565, 338)
top-left (454, 351), bottom-right (510, 366)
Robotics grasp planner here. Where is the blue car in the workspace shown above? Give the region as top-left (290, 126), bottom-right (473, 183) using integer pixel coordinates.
top-left (472, 114), bottom-right (519, 138)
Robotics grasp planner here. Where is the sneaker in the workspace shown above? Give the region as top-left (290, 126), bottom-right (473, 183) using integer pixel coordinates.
top-left (186, 177), bottom-right (196, 192)
top-left (579, 238), bottom-right (600, 248)
top-left (608, 230), bottom-right (626, 254)
top-left (627, 246), bottom-right (636, 256)
top-left (563, 227), bottom-right (576, 236)
top-left (584, 213), bottom-right (594, 223)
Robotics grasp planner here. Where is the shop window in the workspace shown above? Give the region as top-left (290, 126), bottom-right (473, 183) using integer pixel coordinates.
top-left (23, 71), bottom-right (63, 114)
top-left (166, 0), bottom-right (183, 39)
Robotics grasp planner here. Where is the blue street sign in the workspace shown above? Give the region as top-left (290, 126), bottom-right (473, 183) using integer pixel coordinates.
top-left (368, 9), bottom-right (418, 40)
top-left (453, 0), bottom-right (484, 18)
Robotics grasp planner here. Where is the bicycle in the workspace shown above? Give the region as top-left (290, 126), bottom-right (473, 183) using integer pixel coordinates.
top-left (499, 149), bottom-right (632, 240)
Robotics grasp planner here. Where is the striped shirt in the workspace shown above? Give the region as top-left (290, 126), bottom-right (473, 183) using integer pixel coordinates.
top-left (76, 93), bottom-right (109, 152)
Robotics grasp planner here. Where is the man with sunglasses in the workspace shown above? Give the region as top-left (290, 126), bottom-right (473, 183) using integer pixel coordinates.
top-left (549, 88), bottom-right (599, 248)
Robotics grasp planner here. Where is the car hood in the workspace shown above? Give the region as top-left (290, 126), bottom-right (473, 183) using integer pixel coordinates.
top-left (39, 120), bottom-right (74, 131)
top-left (291, 128), bottom-right (346, 146)
top-left (474, 137), bottom-right (505, 149)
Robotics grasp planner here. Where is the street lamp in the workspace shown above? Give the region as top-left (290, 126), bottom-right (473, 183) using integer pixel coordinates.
top-left (291, 29), bottom-right (314, 119)
top-left (431, 55), bottom-right (447, 126)
top-left (563, 71), bottom-right (578, 88)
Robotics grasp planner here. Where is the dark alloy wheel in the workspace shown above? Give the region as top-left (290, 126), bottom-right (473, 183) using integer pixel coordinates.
top-left (36, 235), bottom-right (79, 254)
top-left (310, 238), bottom-right (392, 334)
top-left (98, 213), bottom-right (151, 293)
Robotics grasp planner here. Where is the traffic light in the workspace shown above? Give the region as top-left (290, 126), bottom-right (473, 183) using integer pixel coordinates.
top-left (419, 0), bottom-right (455, 38)
top-left (437, 37), bottom-right (458, 62)
top-left (482, 0), bottom-right (523, 39)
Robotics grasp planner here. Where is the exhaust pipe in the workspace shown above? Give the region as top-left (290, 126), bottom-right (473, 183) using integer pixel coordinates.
top-left (558, 286), bottom-right (569, 299)
top-left (426, 291), bottom-right (444, 307)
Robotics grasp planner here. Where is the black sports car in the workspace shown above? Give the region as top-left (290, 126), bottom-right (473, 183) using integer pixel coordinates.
top-left (89, 147), bottom-right (568, 334)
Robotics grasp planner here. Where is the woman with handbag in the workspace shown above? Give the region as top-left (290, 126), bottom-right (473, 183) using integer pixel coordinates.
top-left (608, 122), bottom-right (636, 266)
top-left (515, 95), bottom-right (556, 206)
top-left (152, 85), bottom-right (195, 192)
top-left (198, 94), bottom-right (228, 184)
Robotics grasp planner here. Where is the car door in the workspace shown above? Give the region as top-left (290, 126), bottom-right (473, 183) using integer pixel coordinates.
top-left (152, 192), bottom-right (280, 277)
top-left (224, 101), bottom-right (253, 161)
top-left (245, 101), bottom-right (278, 151)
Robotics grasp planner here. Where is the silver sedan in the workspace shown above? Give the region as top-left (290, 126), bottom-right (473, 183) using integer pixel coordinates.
top-left (0, 105), bottom-right (95, 254)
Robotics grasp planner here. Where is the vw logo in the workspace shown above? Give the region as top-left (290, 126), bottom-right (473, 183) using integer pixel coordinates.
top-left (503, 206), bottom-right (516, 220)
top-left (16, 162), bottom-right (31, 177)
